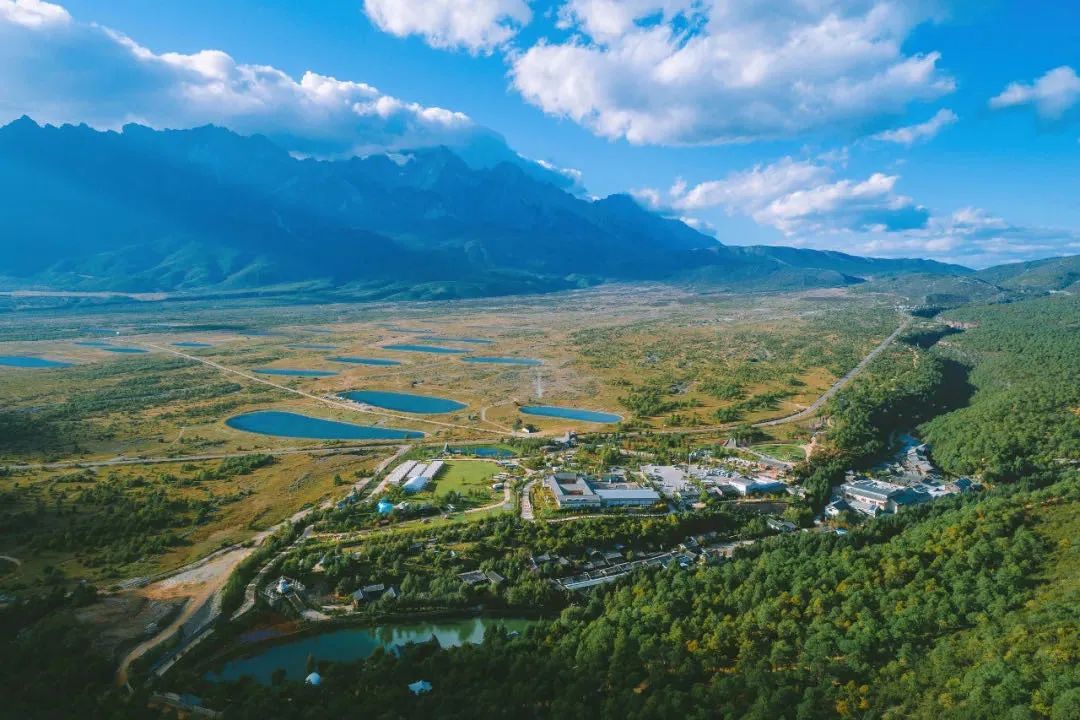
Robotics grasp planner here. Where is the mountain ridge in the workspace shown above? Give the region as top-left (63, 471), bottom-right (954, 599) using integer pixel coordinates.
top-left (0, 117), bottom-right (971, 298)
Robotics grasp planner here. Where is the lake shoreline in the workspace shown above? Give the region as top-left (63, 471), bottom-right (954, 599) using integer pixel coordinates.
top-left (195, 608), bottom-right (551, 683)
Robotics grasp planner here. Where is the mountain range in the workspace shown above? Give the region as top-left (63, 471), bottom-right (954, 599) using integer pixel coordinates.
top-left (0, 117), bottom-right (1020, 301)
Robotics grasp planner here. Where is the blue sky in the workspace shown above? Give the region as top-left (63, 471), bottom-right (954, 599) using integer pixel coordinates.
top-left (3, 0), bottom-right (1078, 267)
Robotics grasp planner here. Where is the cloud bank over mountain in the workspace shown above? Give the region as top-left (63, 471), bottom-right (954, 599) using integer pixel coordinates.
top-left (2, 0), bottom-right (1077, 268)
top-left (634, 155), bottom-right (1080, 267)
top-left (0, 0), bottom-right (497, 158)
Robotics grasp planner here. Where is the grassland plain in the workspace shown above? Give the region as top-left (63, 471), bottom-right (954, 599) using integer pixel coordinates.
top-left (0, 285), bottom-right (901, 465)
top-left (0, 284), bottom-right (901, 594)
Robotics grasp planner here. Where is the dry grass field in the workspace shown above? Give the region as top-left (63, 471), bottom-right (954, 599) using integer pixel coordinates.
top-left (0, 284), bottom-right (901, 590)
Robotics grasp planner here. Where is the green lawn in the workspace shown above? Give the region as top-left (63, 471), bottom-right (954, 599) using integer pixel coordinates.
top-left (751, 443), bottom-right (807, 462)
top-left (432, 460), bottom-right (501, 498)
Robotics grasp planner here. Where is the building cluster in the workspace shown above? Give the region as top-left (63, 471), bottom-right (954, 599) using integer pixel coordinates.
top-left (262, 576), bottom-right (309, 614)
top-left (551, 534), bottom-right (756, 591)
top-left (640, 464), bottom-right (787, 499)
top-left (351, 583), bottom-right (398, 607)
top-left (829, 473), bottom-right (974, 517)
top-left (823, 443), bottom-right (976, 518)
top-left (544, 471), bottom-right (661, 509)
top-left (384, 459), bottom-right (445, 494)
top-left (457, 569), bottom-right (505, 587)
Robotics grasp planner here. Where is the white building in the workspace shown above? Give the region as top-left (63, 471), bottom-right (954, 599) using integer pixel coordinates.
top-left (726, 476), bottom-right (786, 495)
top-left (545, 472), bottom-right (660, 509)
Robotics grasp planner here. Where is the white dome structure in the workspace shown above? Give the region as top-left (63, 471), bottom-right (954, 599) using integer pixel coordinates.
top-left (305, 672), bottom-right (322, 686)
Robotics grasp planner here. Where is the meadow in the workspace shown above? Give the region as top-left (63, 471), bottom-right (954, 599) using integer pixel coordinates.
top-left (0, 284), bottom-right (902, 590)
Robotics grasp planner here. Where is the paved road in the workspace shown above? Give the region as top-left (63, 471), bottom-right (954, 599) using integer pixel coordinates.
top-left (364, 445), bottom-right (414, 498)
top-left (465, 480), bottom-right (514, 515)
top-left (754, 315), bottom-right (912, 428)
top-left (113, 441), bottom-right (408, 686)
top-left (605, 315), bottom-right (912, 440)
top-left (520, 479), bottom-right (538, 521)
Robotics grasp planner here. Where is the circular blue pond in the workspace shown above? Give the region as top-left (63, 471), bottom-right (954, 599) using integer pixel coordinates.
top-left (520, 405), bottom-right (622, 424)
top-left (0, 355), bottom-right (74, 368)
top-left (205, 617), bottom-right (535, 685)
top-left (382, 344), bottom-right (468, 354)
top-left (329, 356), bottom-right (402, 367)
top-left (340, 390), bottom-right (466, 414)
top-left (253, 368), bottom-right (338, 377)
top-left (463, 357), bottom-right (542, 366)
top-left (226, 411), bottom-right (423, 440)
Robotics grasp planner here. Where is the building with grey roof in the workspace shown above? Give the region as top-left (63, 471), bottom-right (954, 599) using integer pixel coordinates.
top-left (546, 472), bottom-right (661, 509)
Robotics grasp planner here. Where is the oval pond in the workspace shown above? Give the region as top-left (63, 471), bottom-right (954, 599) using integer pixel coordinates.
top-left (382, 344), bottom-right (467, 354)
top-left (520, 405), bottom-right (622, 424)
top-left (0, 355), bottom-right (74, 369)
top-left (340, 390), bottom-right (466, 414)
top-left (226, 411), bottom-right (423, 440)
top-left (329, 356), bottom-right (402, 367)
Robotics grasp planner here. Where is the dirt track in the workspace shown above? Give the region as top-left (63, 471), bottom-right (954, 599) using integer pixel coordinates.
top-left (115, 546), bottom-right (252, 686)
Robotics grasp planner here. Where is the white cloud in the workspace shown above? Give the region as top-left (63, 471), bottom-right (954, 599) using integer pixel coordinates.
top-left (759, 172), bottom-right (928, 234)
top-left (0, 0), bottom-right (68, 27)
top-left (555, 0), bottom-right (681, 40)
top-left (511, 1), bottom-right (954, 145)
top-left (851, 208), bottom-right (1080, 267)
top-left (990, 66), bottom-right (1080, 119)
top-left (630, 186), bottom-right (663, 209)
top-left (667, 157), bottom-right (927, 235)
top-left (660, 155), bottom-right (1079, 266)
top-left (363, 0), bottom-right (531, 53)
top-left (0, 0), bottom-right (495, 158)
top-left (671, 158), bottom-right (830, 212)
top-left (873, 107), bottom-right (957, 145)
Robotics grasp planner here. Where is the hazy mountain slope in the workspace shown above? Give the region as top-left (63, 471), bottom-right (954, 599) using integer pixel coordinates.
top-left (734, 244), bottom-right (971, 277)
top-left (974, 255), bottom-right (1080, 292)
top-left (0, 118), bottom-right (967, 296)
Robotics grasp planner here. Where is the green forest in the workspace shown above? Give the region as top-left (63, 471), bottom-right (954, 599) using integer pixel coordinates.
top-left (920, 295), bottom-right (1080, 481)
top-left (797, 294), bottom-right (1079, 508)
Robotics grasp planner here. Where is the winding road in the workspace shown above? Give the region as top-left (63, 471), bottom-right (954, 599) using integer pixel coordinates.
top-left (753, 315), bottom-right (912, 428)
